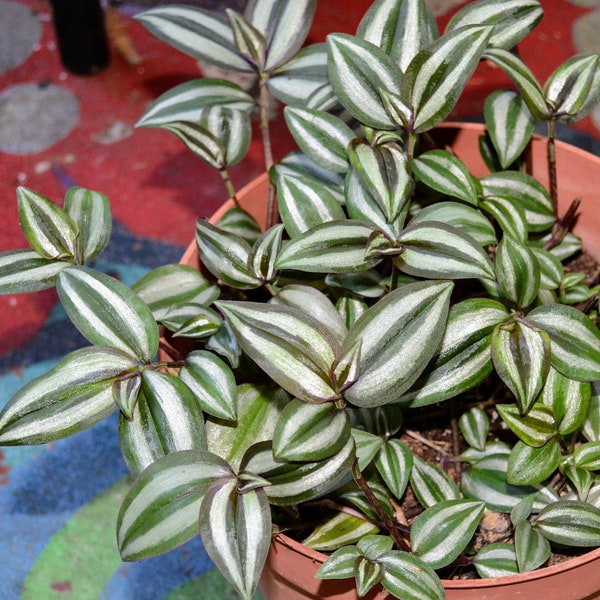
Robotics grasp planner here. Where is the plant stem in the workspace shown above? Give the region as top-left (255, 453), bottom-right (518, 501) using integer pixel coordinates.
top-left (220, 167), bottom-right (239, 207)
top-left (258, 73), bottom-right (276, 228)
top-left (547, 119), bottom-right (558, 213)
top-left (351, 458), bottom-right (411, 551)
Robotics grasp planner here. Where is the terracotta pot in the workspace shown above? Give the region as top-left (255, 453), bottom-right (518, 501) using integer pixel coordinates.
top-left (177, 123), bottom-right (600, 599)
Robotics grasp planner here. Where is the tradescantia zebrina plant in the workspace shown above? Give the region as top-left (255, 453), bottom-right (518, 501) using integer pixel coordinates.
top-left (2, 0), bottom-right (600, 598)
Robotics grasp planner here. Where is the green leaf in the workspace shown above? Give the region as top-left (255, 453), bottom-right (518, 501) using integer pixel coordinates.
top-left (410, 455), bottom-right (460, 508)
top-left (56, 266), bottom-right (159, 362)
top-left (326, 33), bottom-right (401, 129)
top-left (275, 220), bottom-right (381, 273)
top-left (404, 298), bottom-right (509, 407)
top-left (348, 140), bottom-right (412, 222)
top-left (199, 478), bottom-right (271, 600)
top-left (582, 384), bottom-right (600, 442)
top-left (352, 428), bottom-right (385, 472)
top-left (119, 370), bottom-right (207, 475)
top-left (483, 47), bottom-right (548, 119)
top-left (196, 220), bottom-right (261, 289)
top-left (357, 0), bottom-right (438, 72)
top-left (216, 300), bottom-right (341, 403)
top-left (0, 249), bottom-right (69, 293)
top-left (17, 187), bottom-right (79, 260)
top-left (284, 106), bottom-right (354, 174)
top-left (545, 53), bottom-right (600, 123)
top-left (226, 9), bottom-right (265, 68)
top-left (459, 407), bottom-right (489, 452)
top-left (375, 438), bottom-right (413, 499)
top-left (0, 346), bottom-right (135, 445)
top-left (412, 150), bottom-right (479, 206)
top-left (481, 197), bottom-right (528, 242)
top-left (395, 222), bottom-right (496, 281)
top-left (507, 439), bottom-right (561, 485)
top-left (527, 304), bottom-right (600, 381)
top-left (533, 247), bottom-right (564, 290)
top-left (136, 6), bottom-right (252, 72)
top-left (306, 513), bottom-right (379, 552)
top-left (563, 465), bottom-right (594, 501)
top-left (484, 90), bottom-right (535, 169)
top-left (354, 557), bottom-right (384, 597)
top-left (265, 436), bottom-right (355, 505)
top-left (380, 551), bottom-right (445, 600)
top-left (200, 105), bottom-right (252, 166)
top-left (275, 174), bottom-right (346, 238)
top-left (344, 281), bottom-right (453, 407)
top-left (574, 442), bottom-right (600, 471)
top-left (403, 25), bottom-right (493, 132)
top-left (117, 450), bottom-right (233, 560)
top-left (497, 403), bottom-right (556, 447)
top-left (472, 543), bottom-right (519, 578)
top-left (248, 224), bottom-right (284, 282)
top-left (64, 187), bottom-right (112, 262)
top-left (533, 501), bottom-right (600, 546)
top-left (515, 520), bottom-right (550, 572)
top-left (491, 320), bottom-right (551, 414)
top-left (446, 0), bottom-right (543, 49)
top-left (216, 207), bottom-right (262, 244)
top-left (316, 545), bottom-right (361, 579)
top-left (136, 79), bottom-right (255, 127)
top-left (411, 499), bottom-right (485, 569)
top-left (273, 399), bottom-right (350, 462)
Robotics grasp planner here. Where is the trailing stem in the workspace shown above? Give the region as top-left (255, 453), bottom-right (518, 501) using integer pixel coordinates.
top-left (258, 73), bottom-right (276, 228)
top-left (547, 119), bottom-right (558, 212)
top-left (351, 459), bottom-right (411, 552)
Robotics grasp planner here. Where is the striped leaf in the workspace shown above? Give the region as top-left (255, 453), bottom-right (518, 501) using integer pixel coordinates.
top-left (305, 512), bottom-right (379, 552)
top-left (395, 222), bottom-right (496, 280)
top-left (64, 187), bottom-right (112, 262)
top-left (582, 384), bottom-right (600, 442)
top-left (507, 439), bottom-right (561, 486)
top-left (484, 90), bottom-right (535, 169)
top-left (216, 300), bottom-right (341, 403)
top-left (545, 53), bottom-right (600, 123)
top-left (497, 403), bottom-right (556, 447)
top-left (348, 140), bottom-right (412, 222)
top-left (248, 224), bottom-right (284, 282)
top-left (160, 120), bottom-right (224, 168)
top-left (268, 44), bottom-right (329, 105)
top-left (403, 25), bottom-right (493, 132)
top-left (533, 501), bottom-right (600, 546)
top-left (526, 304), bottom-right (600, 381)
top-left (273, 398), bottom-right (350, 462)
top-left (179, 350), bottom-right (237, 421)
top-left (515, 520), bottom-right (551, 573)
top-left (483, 48), bottom-right (548, 119)
top-left (532, 247), bottom-right (563, 290)
top-left (404, 298), bottom-right (509, 407)
top-left (206, 384), bottom-right (287, 472)
top-left (375, 438), bottom-right (413, 499)
top-left (0, 346), bottom-right (135, 445)
top-left (119, 370), bottom-right (207, 475)
top-left (275, 174), bottom-right (346, 237)
top-left (0, 249), bottom-right (69, 293)
top-left (380, 551), bottom-right (445, 600)
top-left (472, 543), bottom-right (519, 578)
top-left (481, 172), bottom-right (555, 232)
top-left (340, 479), bottom-right (394, 521)
top-left (226, 9), bottom-right (265, 68)
top-left (355, 557), bottom-right (383, 598)
top-left (199, 478), bottom-right (271, 600)
top-left (265, 436), bottom-right (356, 505)
top-left (216, 207), bottom-right (262, 244)
top-left (326, 33), bottom-right (401, 130)
top-left (574, 442), bottom-right (600, 471)
top-left (136, 6), bottom-right (252, 72)
top-left (491, 320), bottom-right (551, 415)
top-left (446, 0), bottom-right (543, 50)
top-left (495, 235), bottom-right (540, 308)
top-left (113, 372), bottom-right (142, 421)
top-left (540, 368), bottom-right (591, 436)
top-left (410, 456), bottom-right (460, 508)
top-left (357, 0), bottom-right (438, 72)
top-left (165, 305), bottom-right (222, 338)
top-left (459, 407), bottom-right (489, 452)
top-left (117, 450), bottom-right (233, 560)
top-left (482, 197), bottom-right (528, 242)
top-left (412, 150), bottom-right (480, 206)
top-left (352, 428), bottom-right (385, 471)
top-left (411, 499), bottom-right (485, 569)
top-left (57, 266), bottom-right (159, 362)
top-left (196, 220), bottom-right (261, 289)
top-left (136, 79), bottom-right (255, 127)
top-left (17, 187), bottom-right (79, 260)
top-left (284, 106), bottom-right (354, 174)
top-left (275, 220), bottom-right (381, 273)
top-left (344, 281), bottom-right (453, 408)
top-left (316, 545), bottom-right (361, 578)
top-left (245, 0), bottom-right (316, 72)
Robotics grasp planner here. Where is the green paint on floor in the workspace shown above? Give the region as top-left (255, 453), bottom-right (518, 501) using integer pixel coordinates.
top-left (164, 570), bottom-right (265, 600)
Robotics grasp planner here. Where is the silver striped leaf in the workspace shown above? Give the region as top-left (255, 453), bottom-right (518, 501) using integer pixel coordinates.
top-left (0, 249), bottom-right (69, 293)
top-left (226, 9), bottom-right (265, 69)
top-left (495, 235), bottom-right (540, 308)
top-left (533, 501), bottom-right (600, 547)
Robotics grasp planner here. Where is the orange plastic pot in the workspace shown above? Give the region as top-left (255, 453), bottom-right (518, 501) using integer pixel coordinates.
top-left (178, 123), bottom-right (600, 600)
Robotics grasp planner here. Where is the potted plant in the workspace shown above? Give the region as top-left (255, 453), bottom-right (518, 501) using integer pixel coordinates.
top-left (1, 1), bottom-right (600, 599)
